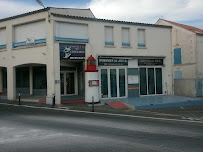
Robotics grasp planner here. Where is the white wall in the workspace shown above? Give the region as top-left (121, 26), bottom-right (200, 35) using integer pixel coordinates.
top-left (14, 20), bottom-right (46, 42)
top-left (0, 28), bottom-right (6, 45)
top-left (53, 16), bottom-right (173, 96)
top-left (55, 21), bottom-right (88, 39)
top-left (196, 34), bottom-right (203, 78)
top-left (156, 19), bottom-right (196, 79)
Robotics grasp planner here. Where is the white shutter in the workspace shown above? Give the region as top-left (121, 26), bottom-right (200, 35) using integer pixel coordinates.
top-left (105, 26), bottom-right (113, 42)
top-left (0, 28), bottom-right (6, 45)
top-left (137, 29), bottom-right (145, 44)
top-left (55, 22), bottom-right (88, 39)
top-left (14, 20), bottom-right (46, 42)
top-left (122, 28), bottom-right (129, 43)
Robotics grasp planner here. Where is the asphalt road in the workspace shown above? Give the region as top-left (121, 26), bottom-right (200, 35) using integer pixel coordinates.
top-left (0, 104), bottom-right (203, 152)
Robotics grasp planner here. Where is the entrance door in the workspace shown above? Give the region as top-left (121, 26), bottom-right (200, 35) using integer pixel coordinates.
top-left (140, 67), bottom-right (163, 95)
top-left (60, 72), bottom-right (76, 95)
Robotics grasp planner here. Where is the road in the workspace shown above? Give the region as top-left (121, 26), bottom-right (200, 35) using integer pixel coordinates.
top-left (0, 104), bottom-right (203, 152)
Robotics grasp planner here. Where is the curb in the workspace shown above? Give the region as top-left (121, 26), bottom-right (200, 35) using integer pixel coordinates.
top-left (0, 102), bottom-right (202, 124)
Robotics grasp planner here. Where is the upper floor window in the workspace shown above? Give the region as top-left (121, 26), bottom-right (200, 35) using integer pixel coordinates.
top-left (174, 48), bottom-right (182, 64)
top-left (105, 26), bottom-right (114, 46)
top-left (137, 29), bottom-right (146, 47)
top-left (13, 20), bottom-right (46, 48)
top-left (122, 27), bottom-right (130, 46)
top-left (0, 28), bottom-right (6, 50)
top-left (55, 22), bottom-right (88, 43)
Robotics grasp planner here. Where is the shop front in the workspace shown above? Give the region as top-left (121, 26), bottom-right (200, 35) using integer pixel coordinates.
top-left (98, 57), bottom-right (165, 99)
top-left (138, 59), bottom-right (163, 96)
top-left (59, 43), bottom-right (85, 98)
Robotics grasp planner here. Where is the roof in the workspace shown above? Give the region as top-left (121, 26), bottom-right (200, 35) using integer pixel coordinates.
top-left (0, 7), bottom-right (171, 29)
top-left (159, 19), bottom-right (203, 34)
top-left (52, 13), bottom-right (172, 29)
top-left (0, 7), bottom-right (95, 23)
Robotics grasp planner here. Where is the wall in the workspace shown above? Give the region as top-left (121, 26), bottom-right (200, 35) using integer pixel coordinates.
top-left (174, 79), bottom-right (196, 97)
top-left (196, 34), bottom-right (203, 78)
top-left (53, 16), bottom-right (173, 96)
top-left (156, 20), bottom-right (197, 79)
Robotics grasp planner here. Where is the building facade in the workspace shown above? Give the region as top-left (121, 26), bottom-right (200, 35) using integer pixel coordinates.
top-left (156, 19), bottom-right (203, 97)
top-left (0, 8), bottom-right (172, 104)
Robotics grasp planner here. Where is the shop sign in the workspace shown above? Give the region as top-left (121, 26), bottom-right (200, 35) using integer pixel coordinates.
top-left (26, 37), bottom-right (35, 46)
top-left (138, 59), bottom-right (163, 66)
top-left (98, 58), bottom-right (128, 66)
top-left (59, 43), bottom-right (85, 60)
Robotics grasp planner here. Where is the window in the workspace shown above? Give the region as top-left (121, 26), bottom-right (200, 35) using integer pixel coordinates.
top-left (0, 28), bottom-right (6, 49)
top-left (140, 68), bottom-right (163, 95)
top-left (137, 29), bottom-right (146, 47)
top-left (100, 68), bottom-right (127, 98)
top-left (174, 48), bottom-right (182, 64)
top-left (122, 28), bottom-right (130, 46)
top-left (55, 22), bottom-right (88, 43)
top-left (105, 26), bottom-right (114, 46)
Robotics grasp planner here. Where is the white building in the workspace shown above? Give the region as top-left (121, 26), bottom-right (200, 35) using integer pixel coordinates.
top-left (156, 19), bottom-right (203, 97)
top-left (0, 7), bottom-right (173, 104)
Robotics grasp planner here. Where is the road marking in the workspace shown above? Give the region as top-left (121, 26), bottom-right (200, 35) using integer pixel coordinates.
top-left (0, 102), bottom-right (203, 124)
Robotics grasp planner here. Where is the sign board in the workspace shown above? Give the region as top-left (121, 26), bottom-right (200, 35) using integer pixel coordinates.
top-left (98, 58), bottom-right (128, 66)
top-left (59, 43), bottom-right (85, 60)
top-left (89, 80), bottom-right (99, 86)
top-left (138, 59), bottom-right (163, 66)
top-left (26, 37), bottom-right (35, 46)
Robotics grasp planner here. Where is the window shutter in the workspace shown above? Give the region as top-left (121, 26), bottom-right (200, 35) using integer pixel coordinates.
top-left (174, 48), bottom-right (182, 64)
top-left (122, 28), bottom-right (129, 43)
top-left (105, 26), bottom-right (113, 42)
top-left (137, 29), bottom-right (145, 46)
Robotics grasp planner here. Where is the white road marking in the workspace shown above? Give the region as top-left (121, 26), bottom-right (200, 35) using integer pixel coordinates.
top-left (0, 102), bottom-right (203, 124)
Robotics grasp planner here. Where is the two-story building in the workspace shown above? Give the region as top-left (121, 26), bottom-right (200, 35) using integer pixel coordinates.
top-left (156, 19), bottom-right (203, 97)
top-left (0, 7), bottom-right (172, 104)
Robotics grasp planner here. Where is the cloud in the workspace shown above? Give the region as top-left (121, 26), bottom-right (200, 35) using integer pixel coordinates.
top-left (0, 0), bottom-right (41, 19)
top-left (88, 0), bottom-right (203, 27)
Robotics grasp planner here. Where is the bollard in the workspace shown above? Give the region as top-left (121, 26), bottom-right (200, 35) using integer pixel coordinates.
top-left (52, 94), bottom-right (55, 108)
top-left (92, 96), bottom-right (94, 112)
top-left (18, 92), bottom-right (21, 105)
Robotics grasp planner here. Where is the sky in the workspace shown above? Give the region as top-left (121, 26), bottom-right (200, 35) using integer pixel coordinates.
top-left (0, 0), bottom-right (202, 29)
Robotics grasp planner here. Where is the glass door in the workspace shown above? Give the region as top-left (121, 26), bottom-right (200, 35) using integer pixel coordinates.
top-left (60, 72), bottom-right (76, 95)
top-left (66, 72), bottom-right (75, 95)
top-left (100, 68), bottom-right (127, 98)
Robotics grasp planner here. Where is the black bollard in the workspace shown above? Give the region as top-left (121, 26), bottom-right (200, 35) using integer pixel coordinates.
top-left (52, 94), bottom-right (55, 108)
top-left (92, 96), bottom-right (94, 112)
top-left (18, 92), bottom-right (21, 105)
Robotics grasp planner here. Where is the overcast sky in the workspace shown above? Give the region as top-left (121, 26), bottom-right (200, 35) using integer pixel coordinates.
top-left (0, 0), bottom-right (202, 29)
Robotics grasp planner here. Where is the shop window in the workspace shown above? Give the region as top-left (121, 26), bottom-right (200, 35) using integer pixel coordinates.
top-left (174, 48), bottom-right (182, 64)
top-left (140, 68), bottom-right (163, 95)
top-left (33, 66), bottom-right (47, 89)
top-left (16, 67), bottom-right (29, 88)
top-left (122, 28), bottom-right (130, 46)
top-left (137, 29), bottom-right (146, 47)
top-left (105, 26), bottom-right (114, 46)
top-left (100, 68), bottom-right (127, 98)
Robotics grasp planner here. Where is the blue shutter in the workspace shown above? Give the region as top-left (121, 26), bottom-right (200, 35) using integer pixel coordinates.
top-left (174, 48), bottom-right (181, 64)
top-left (174, 71), bottom-right (182, 79)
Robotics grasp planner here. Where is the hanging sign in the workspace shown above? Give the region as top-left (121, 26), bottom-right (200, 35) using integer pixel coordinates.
top-left (138, 59), bottom-right (163, 66)
top-left (59, 43), bottom-right (85, 60)
top-left (98, 58), bottom-right (128, 66)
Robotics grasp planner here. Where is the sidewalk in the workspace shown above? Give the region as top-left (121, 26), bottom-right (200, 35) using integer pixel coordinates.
top-left (0, 100), bottom-right (203, 122)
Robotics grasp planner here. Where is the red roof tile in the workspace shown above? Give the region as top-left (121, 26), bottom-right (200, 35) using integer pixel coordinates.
top-left (161, 19), bottom-right (203, 34)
